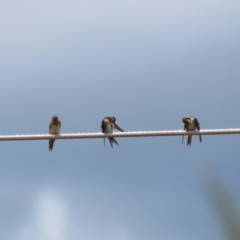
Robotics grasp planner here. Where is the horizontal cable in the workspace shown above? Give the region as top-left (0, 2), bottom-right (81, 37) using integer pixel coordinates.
top-left (0, 129), bottom-right (239, 141)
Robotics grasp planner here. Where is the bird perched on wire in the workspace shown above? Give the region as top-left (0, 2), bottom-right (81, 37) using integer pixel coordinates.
top-left (182, 116), bottom-right (202, 146)
top-left (49, 116), bottom-right (61, 151)
top-left (101, 116), bottom-right (124, 148)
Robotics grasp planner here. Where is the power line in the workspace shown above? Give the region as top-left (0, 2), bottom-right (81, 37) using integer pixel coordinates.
top-left (0, 129), bottom-right (239, 141)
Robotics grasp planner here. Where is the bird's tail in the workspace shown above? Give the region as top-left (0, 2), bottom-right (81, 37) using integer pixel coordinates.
top-left (182, 135), bottom-right (184, 144)
top-left (49, 139), bottom-right (55, 151)
top-left (109, 137), bottom-right (119, 148)
top-left (187, 135), bottom-right (192, 146)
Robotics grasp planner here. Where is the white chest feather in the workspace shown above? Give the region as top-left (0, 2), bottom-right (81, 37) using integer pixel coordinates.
top-left (187, 122), bottom-right (196, 130)
top-left (104, 122), bottom-right (114, 133)
top-left (49, 124), bottom-right (61, 134)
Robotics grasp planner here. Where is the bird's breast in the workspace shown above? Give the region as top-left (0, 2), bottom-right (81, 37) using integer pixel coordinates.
top-left (50, 125), bottom-right (61, 134)
top-left (103, 122), bottom-right (113, 133)
top-left (187, 122), bottom-right (196, 130)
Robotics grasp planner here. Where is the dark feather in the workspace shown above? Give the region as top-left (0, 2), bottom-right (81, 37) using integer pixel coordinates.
top-left (49, 139), bottom-right (55, 151)
top-left (109, 137), bottom-right (119, 148)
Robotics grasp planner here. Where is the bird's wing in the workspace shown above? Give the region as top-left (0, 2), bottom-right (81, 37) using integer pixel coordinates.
top-left (194, 118), bottom-right (202, 142)
top-left (113, 123), bottom-right (124, 132)
top-left (101, 120), bottom-right (105, 132)
top-left (49, 122), bottom-right (52, 134)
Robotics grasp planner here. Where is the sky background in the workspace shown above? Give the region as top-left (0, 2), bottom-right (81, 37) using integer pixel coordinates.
top-left (0, 0), bottom-right (240, 239)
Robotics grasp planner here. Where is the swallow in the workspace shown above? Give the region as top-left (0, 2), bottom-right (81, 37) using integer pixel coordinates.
top-left (182, 116), bottom-right (202, 146)
top-left (49, 116), bottom-right (61, 151)
top-left (101, 116), bottom-right (124, 148)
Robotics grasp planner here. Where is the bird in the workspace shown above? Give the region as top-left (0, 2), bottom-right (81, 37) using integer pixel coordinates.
top-left (49, 116), bottom-right (61, 151)
top-left (101, 116), bottom-right (124, 148)
top-left (182, 116), bottom-right (202, 146)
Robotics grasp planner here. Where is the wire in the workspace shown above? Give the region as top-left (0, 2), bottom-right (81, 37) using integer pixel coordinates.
top-left (0, 129), bottom-right (239, 141)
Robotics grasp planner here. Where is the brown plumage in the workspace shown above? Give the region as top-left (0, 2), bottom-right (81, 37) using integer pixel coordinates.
top-left (49, 116), bottom-right (61, 151)
top-left (101, 116), bottom-right (124, 148)
top-left (182, 116), bottom-right (202, 146)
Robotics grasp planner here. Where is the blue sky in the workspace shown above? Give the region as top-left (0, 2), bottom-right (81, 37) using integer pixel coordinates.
top-left (0, 1), bottom-right (240, 239)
